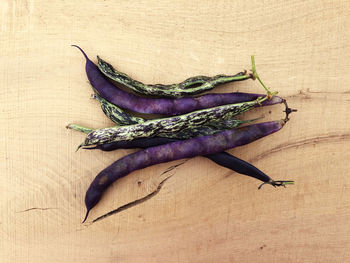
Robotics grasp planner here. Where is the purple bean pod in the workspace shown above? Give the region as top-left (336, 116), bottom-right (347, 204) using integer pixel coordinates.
top-left (83, 119), bottom-right (286, 222)
top-left (72, 45), bottom-right (281, 116)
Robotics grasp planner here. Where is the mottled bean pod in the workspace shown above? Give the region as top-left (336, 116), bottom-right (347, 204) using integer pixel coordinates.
top-left (97, 56), bottom-right (252, 98)
top-left (92, 92), bottom-right (273, 127)
top-left (72, 45), bottom-right (276, 116)
top-left (79, 96), bottom-right (282, 148)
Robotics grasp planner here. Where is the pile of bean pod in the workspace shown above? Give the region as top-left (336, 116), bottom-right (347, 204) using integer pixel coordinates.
top-left (68, 46), bottom-right (295, 223)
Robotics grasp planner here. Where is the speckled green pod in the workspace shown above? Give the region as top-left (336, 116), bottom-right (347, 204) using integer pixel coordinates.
top-left (97, 56), bottom-right (252, 98)
top-left (79, 96), bottom-right (275, 148)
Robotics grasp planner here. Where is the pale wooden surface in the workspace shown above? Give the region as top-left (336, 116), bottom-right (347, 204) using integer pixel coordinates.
top-left (1, 1), bottom-right (350, 262)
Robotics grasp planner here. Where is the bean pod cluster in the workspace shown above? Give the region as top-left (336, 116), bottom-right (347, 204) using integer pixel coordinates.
top-left (68, 46), bottom-right (295, 223)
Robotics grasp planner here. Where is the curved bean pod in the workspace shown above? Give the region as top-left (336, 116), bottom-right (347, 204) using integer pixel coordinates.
top-left (89, 140), bottom-right (289, 189)
top-left (67, 124), bottom-right (293, 189)
top-left (97, 56), bottom-right (252, 98)
top-left (91, 93), bottom-right (144, 125)
top-left (72, 45), bottom-right (278, 116)
top-left (83, 119), bottom-right (286, 222)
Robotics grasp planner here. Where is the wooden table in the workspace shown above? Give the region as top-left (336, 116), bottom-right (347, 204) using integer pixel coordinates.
top-left (1, 1), bottom-right (349, 262)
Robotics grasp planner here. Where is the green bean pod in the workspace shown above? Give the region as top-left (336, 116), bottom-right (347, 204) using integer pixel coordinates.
top-left (68, 115), bottom-right (258, 142)
top-left (92, 93), bottom-right (144, 125)
top-left (91, 93), bottom-right (258, 133)
top-left (97, 56), bottom-right (252, 98)
top-left (78, 96), bottom-right (277, 148)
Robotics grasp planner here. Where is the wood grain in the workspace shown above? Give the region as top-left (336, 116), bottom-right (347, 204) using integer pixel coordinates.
top-left (1, 0), bottom-right (350, 262)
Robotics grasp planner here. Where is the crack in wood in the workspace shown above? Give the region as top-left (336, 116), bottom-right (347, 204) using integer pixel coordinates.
top-left (250, 133), bottom-right (350, 163)
top-left (285, 89), bottom-right (350, 100)
top-left (16, 207), bottom-right (56, 213)
top-left (81, 160), bottom-right (187, 225)
top-left (219, 133), bottom-right (350, 180)
top-left (92, 174), bottom-right (174, 223)
top-left (160, 160), bottom-right (188, 175)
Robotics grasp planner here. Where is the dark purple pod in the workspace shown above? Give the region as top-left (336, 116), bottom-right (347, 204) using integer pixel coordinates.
top-left (84, 138), bottom-right (277, 184)
top-left (82, 120), bottom-right (286, 222)
top-left (72, 45), bottom-right (282, 116)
